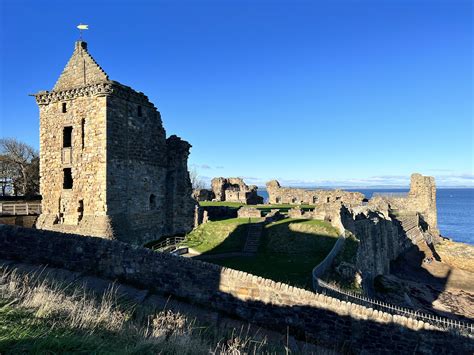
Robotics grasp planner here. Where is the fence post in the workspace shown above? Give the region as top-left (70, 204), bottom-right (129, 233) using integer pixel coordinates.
top-left (13, 204), bottom-right (16, 215)
top-left (26, 203), bottom-right (29, 215)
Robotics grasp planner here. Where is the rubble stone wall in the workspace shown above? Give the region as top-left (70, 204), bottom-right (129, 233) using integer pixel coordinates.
top-left (275, 174), bottom-right (439, 277)
top-left (211, 178), bottom-right (263, 205)
top-left (34, 41), bottom-right (195, 245)
top-left (237, 207), bottom-right (262, 218)
top-left (0, 225), bottom-right (471, 354)
top-left (266, 180), bottom-right (364, 207)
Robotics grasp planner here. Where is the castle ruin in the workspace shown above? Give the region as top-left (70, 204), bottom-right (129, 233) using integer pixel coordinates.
top-left (193, 177), bottom-right (263, 205)
top-left (274, 173), bottom-right (440, 277)
top-left (33, 41), bottom-right (195, 245)
top-left (266, 180), bottom-right (366, 207)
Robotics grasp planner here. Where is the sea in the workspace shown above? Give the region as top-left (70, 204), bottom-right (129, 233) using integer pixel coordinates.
top-left (257, 188), bottom-right (474, 245)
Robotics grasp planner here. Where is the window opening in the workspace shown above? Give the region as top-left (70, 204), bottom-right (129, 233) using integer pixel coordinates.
top-left (63, 168), bottom-right (73, 189)
top-left (63, 126), bottom-right (73, 148)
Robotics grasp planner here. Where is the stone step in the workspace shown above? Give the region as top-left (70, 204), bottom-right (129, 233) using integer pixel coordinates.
top-left (243, 224), bottom-right (263, 254)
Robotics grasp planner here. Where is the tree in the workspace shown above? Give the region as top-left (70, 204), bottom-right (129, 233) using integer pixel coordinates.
top-left (0, 156), bottom-right (17, 195)
top-left (0, 138), bottom-right (39, 196)
top-left (189, 167), bottom-right (206, 190)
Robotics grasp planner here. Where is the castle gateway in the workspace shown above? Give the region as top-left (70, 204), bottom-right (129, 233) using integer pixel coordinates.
top-left (33, 41), bottom-right (195, 245)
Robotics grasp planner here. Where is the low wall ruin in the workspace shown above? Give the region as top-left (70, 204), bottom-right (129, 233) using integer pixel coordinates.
top-left (237, 207), bottom-right (262, 219)
top-left (0, 225), bottom-right (472, 353)
top-left (267, 173), bottom-right (439, 278)
top-left (266, 180), bottom-right (365, 207)
top-left (192, 178), bottom-right (264, 205)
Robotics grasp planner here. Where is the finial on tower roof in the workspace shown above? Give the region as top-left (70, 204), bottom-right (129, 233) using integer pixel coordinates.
top-left (77, 23), bottom-right (89, 41)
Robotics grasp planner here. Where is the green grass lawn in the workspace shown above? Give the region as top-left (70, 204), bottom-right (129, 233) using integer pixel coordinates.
top-left (192, 218), bottom-right (340, 289)
top-left (184, 218), bottom-right (261, 254)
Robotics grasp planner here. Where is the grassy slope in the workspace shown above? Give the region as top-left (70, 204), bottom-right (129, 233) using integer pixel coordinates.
top-left (0, 271), bottom-right (271, 354)
top-left (0, 300), bottom-right (140, 354)
top-left (195, 218), bottom-right (339, 289)
top-left (184, 218), bottom-right (261, 254)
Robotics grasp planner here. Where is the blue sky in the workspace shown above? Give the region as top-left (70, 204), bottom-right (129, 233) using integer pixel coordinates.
top-left (0, 0), bottom-right (472, 187)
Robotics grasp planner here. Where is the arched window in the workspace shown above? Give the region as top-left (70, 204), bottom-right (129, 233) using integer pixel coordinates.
top-left (149, 194), bottom-right (156, 210)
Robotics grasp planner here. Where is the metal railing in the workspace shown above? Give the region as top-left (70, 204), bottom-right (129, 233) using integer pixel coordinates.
top-left (151, 236), bottom-right (186, 253)
top-left (314, 278), bottom-right (473, 333)
top-left (0, 202), bottom-right (42, 216)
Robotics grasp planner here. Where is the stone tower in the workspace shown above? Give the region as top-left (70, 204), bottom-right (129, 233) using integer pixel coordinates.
top-left (407, 173), bottom-right (439, 235)
top-left (34, 41), bottom-right (195, 245)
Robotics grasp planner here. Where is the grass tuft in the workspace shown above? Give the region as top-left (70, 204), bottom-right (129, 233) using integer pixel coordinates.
top-left (0, 267), bottom-right (272, 354)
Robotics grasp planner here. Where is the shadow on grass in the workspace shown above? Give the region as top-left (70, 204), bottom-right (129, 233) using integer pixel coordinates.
top-left (2, 225), bottom-right (472, 353)
top-left (195, 219), bottom-right (339, 289)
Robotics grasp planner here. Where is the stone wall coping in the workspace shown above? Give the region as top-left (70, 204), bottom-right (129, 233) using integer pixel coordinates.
top-left (33, 81), bottom-right (154, 107)
top-left (0, 224), bottom-right (472, 338)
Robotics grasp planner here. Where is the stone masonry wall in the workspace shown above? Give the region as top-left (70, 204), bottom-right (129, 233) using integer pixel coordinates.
top-left (268, 174), bottom-right (439, 278)
top-left (34, 41), bottom-right (195, 245)
top-left (35, 92), bottom-right (111, 237)
top-left (407, 173), bottom-right (439, 235)
top-left (237, 207), bottom-right (262, 218)
top-left (266, 180), bottom-right (364, 207)
top-left (0, 225), bottom-right (472, 353)
top-left (211, 178), bottom-right (263, 204)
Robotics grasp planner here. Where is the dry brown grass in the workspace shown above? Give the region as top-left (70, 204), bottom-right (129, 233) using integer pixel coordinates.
top-left (0, 267), bottom-right (270, 354)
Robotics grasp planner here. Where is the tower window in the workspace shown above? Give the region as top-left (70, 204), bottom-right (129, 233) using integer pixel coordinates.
top-left (137, 105), bottom-right (142, 117)
top-left (81, 119), bottom-right (85, 149)
top-left (63, 168), bottom-right (73, 189)
top-left (63, 126), bottom-right (73, 148)
top-left (149, 194), bottom-right (156, 210)
top-left (62, 102), bottom-right (67, 113)
top-left (78, 200), bottom-right (84, 222)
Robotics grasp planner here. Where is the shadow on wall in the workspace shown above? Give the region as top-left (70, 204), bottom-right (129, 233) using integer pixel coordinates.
top-left (195, 219), bottom-right (343, 290)
top-left (0, 225), bottom-right (472, 353)
top-left (340, 205), bottom-right (463, 322)
top-left (387, 244), bottom-right (474, 323)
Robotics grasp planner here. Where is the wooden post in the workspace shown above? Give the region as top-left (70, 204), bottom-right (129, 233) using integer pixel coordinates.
top-left (26, 203), bottom-right (29, 215)
top-left (13, 204), bottom-right (16, 215)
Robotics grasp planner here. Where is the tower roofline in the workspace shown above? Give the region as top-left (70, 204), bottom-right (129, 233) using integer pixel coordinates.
top-left (52, 40), bottom-right (109, 91)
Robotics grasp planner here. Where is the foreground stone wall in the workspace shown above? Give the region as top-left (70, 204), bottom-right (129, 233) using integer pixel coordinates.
top-left (0, 216), bottom-right (37, 228)
top-left (0, 225), bottom-right (472, 353)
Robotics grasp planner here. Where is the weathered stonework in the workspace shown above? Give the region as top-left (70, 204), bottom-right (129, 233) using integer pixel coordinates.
top-left (1, 225), bottom-right (472, 354)
top-left (269, 174), bottom-right (440, 278)
top-left (266, 180), bottom-right (365, 206)
top-left (192, 188), bottom-right (214, 202)
top-left (237, 206), bottom-right (262, 218)
top-left (211, 177), bottom-right (263, 204)
top-left (34, 41), bottom-right (195, 245)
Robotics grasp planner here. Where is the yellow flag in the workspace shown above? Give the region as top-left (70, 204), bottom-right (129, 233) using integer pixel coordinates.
top-left (77, 24), bottom-right (89, 30)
